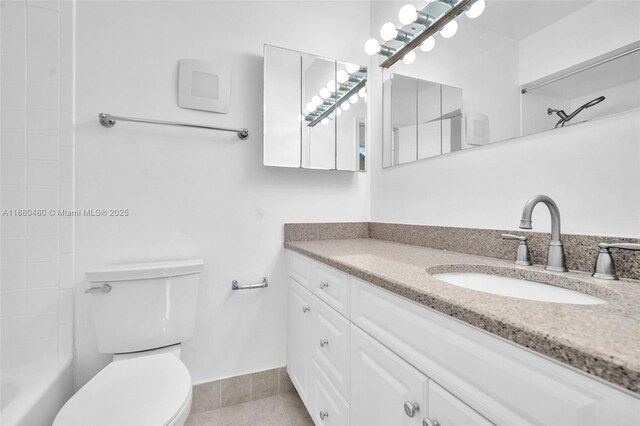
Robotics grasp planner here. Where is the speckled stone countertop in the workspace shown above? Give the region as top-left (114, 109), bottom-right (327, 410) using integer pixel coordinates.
top-left (285, 238), bottom-right (640, 394)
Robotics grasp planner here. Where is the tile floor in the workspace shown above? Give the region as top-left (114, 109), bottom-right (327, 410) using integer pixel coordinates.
top-left (185, 390), bottom-right (314, 426)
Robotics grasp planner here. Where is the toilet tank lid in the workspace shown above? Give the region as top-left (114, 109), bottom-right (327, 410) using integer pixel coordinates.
top-left (86, 259), bottom-right (204, 283)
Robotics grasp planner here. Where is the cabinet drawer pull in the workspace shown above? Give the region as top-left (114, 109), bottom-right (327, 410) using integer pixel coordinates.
top-left (423, 418), bottom-right (439, 426)
top-left (319, 411), bottom-right (329, 420)
top-left (404, 401), bottom-right (420, 418)
top-left (320, 281), bottom-right (329, 289)
top-left (320, 339), bottom-right (329, 348)
top-left (302, 306), bottom-right (310, 313)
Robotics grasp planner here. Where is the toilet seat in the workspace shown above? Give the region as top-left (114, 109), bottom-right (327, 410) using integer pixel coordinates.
top-left (53, 353), bottom-right (192, 426)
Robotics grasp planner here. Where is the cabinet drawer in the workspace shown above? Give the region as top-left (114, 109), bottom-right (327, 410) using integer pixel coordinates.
top-left (312, 295), bottom-right (350, 400)
top-left (289, 250), bottom-right (311, 289)
top-left (312, 261), bottom-right (349, 317)
top-left (351, 277), bottom-right (640, 426)
top-left (427, 381), bottom-right (492, 426)
top-left (312, 360), bottom-right (350, 426)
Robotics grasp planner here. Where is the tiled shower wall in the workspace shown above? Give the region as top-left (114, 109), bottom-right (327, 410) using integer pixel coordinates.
top-left (1, 0), bottom-right (74, 368)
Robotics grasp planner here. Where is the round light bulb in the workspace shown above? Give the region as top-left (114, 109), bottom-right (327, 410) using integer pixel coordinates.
top-left (335, 107), bottom-right (343, 116)
top-left (312, 95), bottom-right (323, 107)
top-left (380, 22), bottom-right (398, 42)
top-left (465, 0), bottom-right (485, 19)
top-left (349, 94), bottom-right (359, 104)
top-left (328, 113), bottom-right (335, 120)
top-left (364, 38), bottom-right (381, 55)
top-left (440, 20), bottom-right (458, 38)
top-left (398, 4), bottom-right (418, 25)
top-left (319, 88), bottom-right (331, 99)
top-left (326, 80), bottom-right (337, 92)
top-left (345, 63), bottom-right (360, 74)
top-left (358, 87), bottom-right (367, 98)
top-left (337, 70), bottom-right (349, 84)
top-left (341, 101), bottom-right (351, 111)
top-left (402, 50), bottom-right (416, 64)
top-left (306, 102), bottom-right (316, 113)
top-left (420, 36), bottom-right (435, 52)
top-left (321, 118), bottom-right (329, 126)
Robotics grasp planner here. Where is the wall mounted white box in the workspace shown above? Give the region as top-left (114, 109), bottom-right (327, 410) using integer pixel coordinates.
top-left (178, 59), bottom-right (230, 113)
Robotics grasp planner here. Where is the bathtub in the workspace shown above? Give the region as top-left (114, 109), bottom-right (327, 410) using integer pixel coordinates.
top-left (1, 358), bottom-right (74, 426)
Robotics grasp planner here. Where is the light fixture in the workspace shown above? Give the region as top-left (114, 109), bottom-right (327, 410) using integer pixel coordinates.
top-left (440, 20), bottom-right (458, 38)
top-left (326, 80), bottom-right (337, 92)
top-left (336, 107), bottom-right (343, 116)
top-left (465, 0), bottom-right (485, 18)
top-left (364, 39), bottom-right (381, 56)
top-left (306, 102), bottom-right (316, 113)
top-left (420, 36), bottom-right (435, 52)
top-left (312, 95), bottom-right (323, 106)
top-left (358, 87), bottom-right (366, 97)
top-left (380, 22), bottom-right (398, 42)
top-left (349, 94), bottom-right (359, 104)
top-left (337, 70), bottom-right (349, 84)
top-left (319, 88), bottom-right (331, 99)
top-left (363, 0), bottom-right (482, 68)
top-left (321, 118), bottom-right (329, 125)
top-left (341, 101), bottom-right (351, 111)
top-left (345, 63), bottom-right (360, 74)
top-left (402, 50), bottom-right (416, 64)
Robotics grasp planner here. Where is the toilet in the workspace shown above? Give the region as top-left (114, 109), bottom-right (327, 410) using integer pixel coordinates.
top-left (53, 259), bottom-right (204, 426)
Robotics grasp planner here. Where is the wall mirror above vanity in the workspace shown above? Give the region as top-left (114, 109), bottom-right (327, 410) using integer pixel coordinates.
top-left (377, 0), bottom-right (640, 168)
top-left (263, 45), bottom-right (367, 171)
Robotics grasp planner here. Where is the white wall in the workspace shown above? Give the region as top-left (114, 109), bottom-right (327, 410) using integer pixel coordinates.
top-left (1, 0), bottom-right (74, 369)
top-left (74, 1), bottom-right (370, 388)
top-left (519, 0), bottom-right (640, 85)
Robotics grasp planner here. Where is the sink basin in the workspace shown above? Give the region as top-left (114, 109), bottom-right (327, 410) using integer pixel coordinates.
top-left (432, 272), bottom-right (606, 305)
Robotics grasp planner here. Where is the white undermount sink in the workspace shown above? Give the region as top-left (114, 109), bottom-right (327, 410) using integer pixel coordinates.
top-left (432, 272), bottom-right (606, 305)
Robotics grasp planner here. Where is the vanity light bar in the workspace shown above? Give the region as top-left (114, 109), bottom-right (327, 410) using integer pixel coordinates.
top-left (371, 0), bottom-right (480, 69)
top-left (306, 77), bottom-right (367, 127)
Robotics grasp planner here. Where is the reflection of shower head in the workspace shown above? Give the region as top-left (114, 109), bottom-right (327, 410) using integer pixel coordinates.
top-left (583, 96), bottom-right (605, 109)
top-left (547, 108), bottom-right (568, 120)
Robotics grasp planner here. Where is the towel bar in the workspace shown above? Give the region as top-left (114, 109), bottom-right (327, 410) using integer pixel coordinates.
top-left (232, 277), bottom-right (268, 290)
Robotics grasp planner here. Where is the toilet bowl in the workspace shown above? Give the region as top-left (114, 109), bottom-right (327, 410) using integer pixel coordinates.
top-left (53, 351), bottom-right (192, 426)
top-left (54, 259), bottom-right (204, 426)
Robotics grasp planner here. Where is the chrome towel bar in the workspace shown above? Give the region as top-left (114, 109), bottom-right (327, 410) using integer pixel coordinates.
top-left (98, 113), bottom-right (249, 140)
top-left (232, 277), bottom-right (268, 290)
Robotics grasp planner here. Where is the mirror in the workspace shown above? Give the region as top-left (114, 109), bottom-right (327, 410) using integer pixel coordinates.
top-left (378, 1), bottom-right (640, 168)
top-left (383, 73), bottom-right (462, 168)
top-left (264, 45), bottom-right (367, 171)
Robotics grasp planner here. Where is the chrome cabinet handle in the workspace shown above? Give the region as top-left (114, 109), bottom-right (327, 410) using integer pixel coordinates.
top-left (320, 339), bottom-right (329, 348)
top-left (319, 411), bottom-right (329, 420)
top-left (423, 418), bottom-right (440, 426)
top-left (320, 281), bottom-right (329, 289)
top-left (404, 401), bottom-right (420, 418)
top-left (85, 283), bottom-right (112, 294)
top-left (302, 306), bottom-right (310, 313)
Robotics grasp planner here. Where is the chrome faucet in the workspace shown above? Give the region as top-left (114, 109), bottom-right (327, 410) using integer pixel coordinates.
top-left (518, 195), bottom-right (568, 272)
top-left (593, 243), bottom-right (640, 280)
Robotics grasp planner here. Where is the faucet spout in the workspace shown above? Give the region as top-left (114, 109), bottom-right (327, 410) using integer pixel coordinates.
top-left (519, 195), bottom-right (567, 272)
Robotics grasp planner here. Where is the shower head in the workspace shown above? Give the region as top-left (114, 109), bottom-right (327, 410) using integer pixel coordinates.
top-left (583, 96), bottom-right (605, 109)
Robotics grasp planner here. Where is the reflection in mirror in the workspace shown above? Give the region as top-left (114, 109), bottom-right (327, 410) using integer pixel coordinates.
top-left (417, 79), bottom-right (442, 160)
top-left (384, 74), bottom-right (417, 167)
top-left (263, 45), bottom-right (367, 171)
top-left (302, 54), bottom-right (336, 169)
top-left (377, 1), bottom-right (640, 168)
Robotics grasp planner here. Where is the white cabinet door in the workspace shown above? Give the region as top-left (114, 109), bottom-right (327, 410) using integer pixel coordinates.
top-left (350, 325), bottom-right (427, 426)
top-left (426, 381), bottom-right (493, 426)
top-left (287, 278), bottom-right (313, 405)
top-left (312, 295), bottom-right (351, 400)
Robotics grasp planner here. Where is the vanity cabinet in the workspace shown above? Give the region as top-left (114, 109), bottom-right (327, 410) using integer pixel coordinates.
top-left (287, 250), bottom-right (640, 426)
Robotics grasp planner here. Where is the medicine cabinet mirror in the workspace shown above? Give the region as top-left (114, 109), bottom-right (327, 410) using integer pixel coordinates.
top-left (263, 45), bottom-right (367, 171)
top-left (383, 73), bottom-right (462, 168)
top-left (378, 1), bottom-right (640, 168)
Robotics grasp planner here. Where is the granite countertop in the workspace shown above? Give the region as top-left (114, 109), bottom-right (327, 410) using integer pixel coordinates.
top-left (284, 238), bottom-right (640, 394)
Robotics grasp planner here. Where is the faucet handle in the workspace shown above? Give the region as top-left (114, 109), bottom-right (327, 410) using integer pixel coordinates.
top-left (593, 243), bottom-right (640, 280)
top-left (502, 234), bottom-right (528, 242)
top-left (501, 234), bottom-right (532, 266)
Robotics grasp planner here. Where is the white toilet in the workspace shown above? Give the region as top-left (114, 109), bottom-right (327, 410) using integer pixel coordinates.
top-left (53, 259), bottom-right (204, 426)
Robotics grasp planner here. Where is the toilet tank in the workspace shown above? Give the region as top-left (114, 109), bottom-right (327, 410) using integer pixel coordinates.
top-left (85, 259), bottom-right (204, 354)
